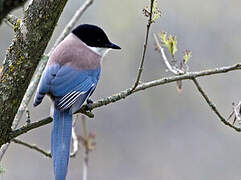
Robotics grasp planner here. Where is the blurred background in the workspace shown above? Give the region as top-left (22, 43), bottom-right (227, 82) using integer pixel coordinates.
top-left (1, 0), bottom-right (241, 179)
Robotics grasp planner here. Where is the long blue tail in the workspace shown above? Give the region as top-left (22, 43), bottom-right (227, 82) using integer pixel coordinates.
top-left (51, 107), bottom-right (72, 180)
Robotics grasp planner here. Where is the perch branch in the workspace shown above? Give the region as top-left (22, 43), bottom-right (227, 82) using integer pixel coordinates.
top-left (8, 62), bottom-right (241, 140)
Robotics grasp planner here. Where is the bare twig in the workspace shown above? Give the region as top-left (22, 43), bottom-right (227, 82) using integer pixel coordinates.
top-left (0, 144), bottom-right (9, 161)
top-left (83, 150), bottom-right (88, 180)
top-left (70, 115), bottom-right (79, 157)
top-left (80, 115), bottom-right (96, 180)
top-left (4, 14), bottom-right (19, 27)
top-left (11, 116), bottom-right (81, 158)
top-left (12, 138), bottom-right (52, 158)
top-left (153, 33), bottom-right (184, 75)
top-left (81, 115), bottom-right (88, 180)
top-left (228, 101), bottom-right (241, 124)
top-left (192, 78), bottom-right (240, 131)
top-left (233, 101), bottom-right (241, 122)
top-left (51, 0), bottom-right (94, 52)
top-left (0, 0), bottom-right (27, 24)
top-left (131, 0), bottom-right (155, 91)
top-left (10, 116), bottom-right (52, 139)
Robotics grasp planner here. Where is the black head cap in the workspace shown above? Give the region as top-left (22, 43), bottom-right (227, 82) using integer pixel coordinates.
top-left (72, 24), bottom-right (121, 49)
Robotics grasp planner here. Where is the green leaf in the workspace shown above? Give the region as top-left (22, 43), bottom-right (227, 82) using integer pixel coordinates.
top-left (183, 50), bottom-right (192, 64)
top-left (151, 0), bottom-right (161, 23)
top-left (159, 32), bottom-right (178, 57)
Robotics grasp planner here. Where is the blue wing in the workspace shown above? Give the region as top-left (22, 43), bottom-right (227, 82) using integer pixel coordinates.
top-left (33, 64), bottom-right (60, 106)
top-left (34, 64), bottom-right (101, 113)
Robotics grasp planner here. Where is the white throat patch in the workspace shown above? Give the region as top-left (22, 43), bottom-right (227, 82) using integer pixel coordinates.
top-left (88, 47), bottom-right (110, 57)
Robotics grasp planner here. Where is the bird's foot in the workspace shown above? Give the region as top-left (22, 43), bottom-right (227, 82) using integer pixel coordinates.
top-left (87, 99), bottom-right (93, 104)
top-left (86, 99), bottom-right (93, 111)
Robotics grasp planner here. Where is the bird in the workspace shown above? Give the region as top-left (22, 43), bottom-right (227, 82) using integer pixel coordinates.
top-left (33, 24), bottom-right (121, 180)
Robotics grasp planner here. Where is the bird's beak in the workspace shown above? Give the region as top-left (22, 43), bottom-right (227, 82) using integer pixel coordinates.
top-left (106, 42), bottom-right (121, 49)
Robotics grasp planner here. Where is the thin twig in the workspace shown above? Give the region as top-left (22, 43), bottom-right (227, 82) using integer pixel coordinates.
top-left (153, 33), bottom-right (184, 75)
top-left (12, 117), bottom-right (81, 158)
top-left (83, 151), bottom-right (88, 180)
top-left (70, 115), bottom-right (79, 157)
top-left (192, 78), bottom-right (240, 131)
top-left (233, 101), bottom-right (241, 122)
top-left (51, 0), bottom-right (94, 53)
top-left (0, 144), bottom-right (9, 161)
top-left (12, 139), bottom-right (52, 158)
top-left (3, 14), bottom-right (18, 27)
top-left (10, 117), bottom-right (53, 139)
top-left (81, 115), bottom-right (89, 180)
top-left (131, 0), bottom-right (155, 91)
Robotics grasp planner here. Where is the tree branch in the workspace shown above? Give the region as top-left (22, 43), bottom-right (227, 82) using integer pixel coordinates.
top-left (0, 0), bottom-right (68, 147)
top-left (12, 138), bottom-right (52, 158)
top-left (10, 117), bottom-right (52, 139)
top-left (7, 63), bottom-right (241, 140)
top-left (3, 14), bottom-right (18, 27)
top-left (192, 78), bottom-right (240, 131)
top-left (12, 118), bottom-right (81, 158)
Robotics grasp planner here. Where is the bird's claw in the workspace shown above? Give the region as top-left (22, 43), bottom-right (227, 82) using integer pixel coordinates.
top-left (86, 99), bottom-right (93, 111)
top-left (87, 99), bottom-right (93, 104)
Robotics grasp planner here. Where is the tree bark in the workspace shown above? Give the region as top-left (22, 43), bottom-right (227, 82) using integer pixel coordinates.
top-left (0, 0), bottom-right (68, 147)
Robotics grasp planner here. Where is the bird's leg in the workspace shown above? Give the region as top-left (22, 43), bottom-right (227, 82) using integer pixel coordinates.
top-left (87, 99), bottom-right (93, 104)
top-left (86, 99), bottom-right (93, 111)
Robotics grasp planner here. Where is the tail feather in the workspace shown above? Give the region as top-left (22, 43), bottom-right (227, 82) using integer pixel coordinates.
top-left (51, 107), bottom-right (72, 180)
